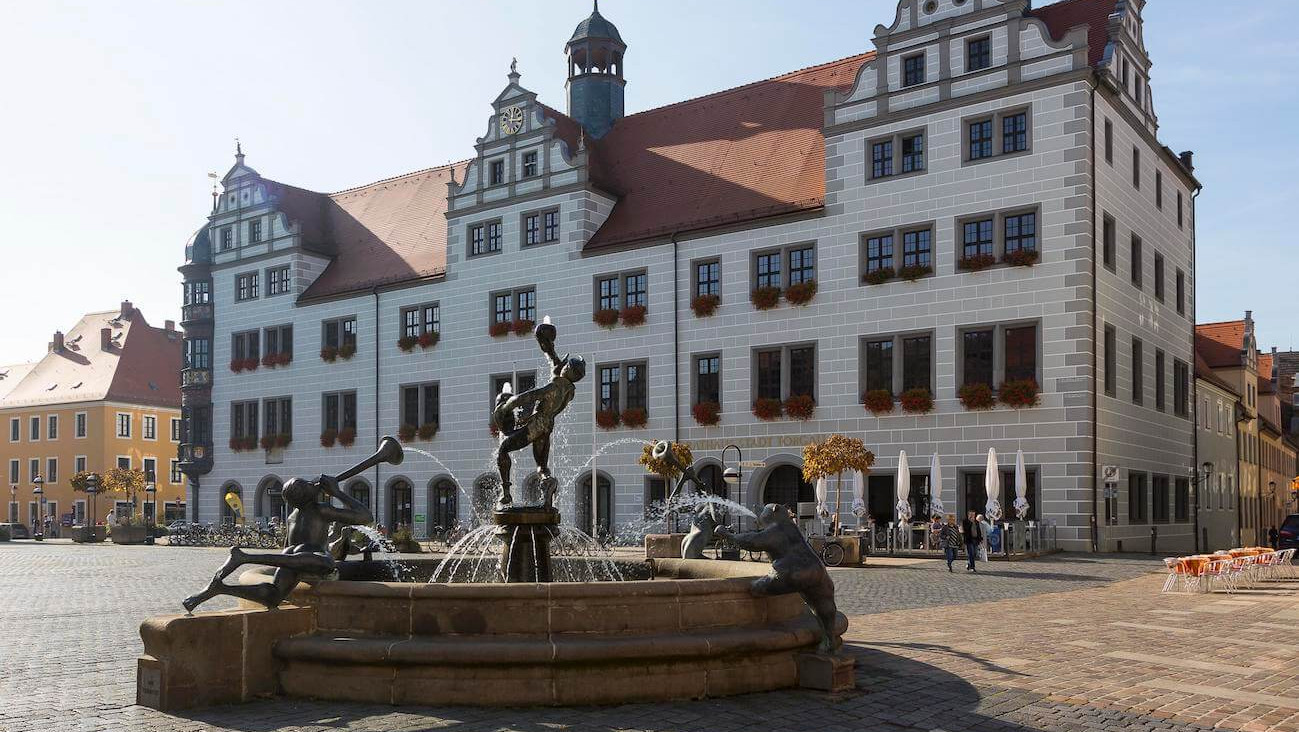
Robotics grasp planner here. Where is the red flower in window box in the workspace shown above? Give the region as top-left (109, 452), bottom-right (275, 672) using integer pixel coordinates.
top-left (259, 435), bottom-right (277, 451)
top-left (998, 379), bottom-right (1040, 409)
top-left (229, 437), bottom-right (247, 452)
top-left (593, 308), bottom-right (619, 328)
top-left (320, 429), bottom-right (338, 448)
top-left (899, 388), bottom-right (934, 414)
top-left (337, 427), bottom-right (356, 447)
top-left (863, 269), bottom-right (895, 286)
top-left (752, 397), bottom-right (784, 421)
top-left (595, 409), bottom-right (621, 430)
top-left (898, 264), bottom-right (934, 282)
top-left (338, 343), bottom-right (356, 360)
top-left (784, 394), bottom-right (816, 421)
top-left (274, 353), bottom-right (292, 367)
top-left (863, 389), bottom-right (895, 415)
top-left (620, 304), bottom-right (647, 327)
top-left (512, 318), bottom-right (535, 336)
top-left (750, 286), bottom-right (781, 310)
top-left (692, 401), bottom-right (721, 426)
top-left (275, 433), bottom-right (291, 448)
top-left (230, 359), bottom-right (245, 373)
top-left (417, 422), bottom-right (439, 441)
top-left (418, 331), bottom-right (440, 349)
top-left (397, 335), bottom-right (418, 351)
top-left (691, 294), bottom-right (720, 318)
top-left (957, 253), bottom-right (997, 272)
top-left (785, 280), bottom-right (818, 306)
top-left (261, 355), bottom-right (277, 369)
top-left (320, 346), bottom-right (338, 363)
top-left (1002, 248), bottom-right (1040, 267)
top-left (398, 424), bottom-right (417, 442)
top-left (488, 322), bottom-right (511, 338)
top-left (620, 407), bottom-right (648, 429)
top-left (958, 382), bottom-right (996, 411)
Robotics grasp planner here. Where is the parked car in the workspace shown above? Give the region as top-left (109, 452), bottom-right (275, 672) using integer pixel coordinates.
top-left (1, 523), bottom-right (31, 540)
top-left (1277, 515), bottom-right (1299, 550)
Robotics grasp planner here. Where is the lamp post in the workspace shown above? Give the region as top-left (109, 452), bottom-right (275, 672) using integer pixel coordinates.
top-left (32, 476), bottom-right (44, 541)
top-left (85, 473), bottom-right (100, 542)
top-left (719, 444), bottom-right (743, 560)
top-left (145, 481), bottom-right (157, 545)
top-left (8, 484), bottom-right (15, 524)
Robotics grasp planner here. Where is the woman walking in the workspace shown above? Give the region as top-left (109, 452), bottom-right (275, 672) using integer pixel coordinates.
top-left (940, 514), bottom-right (962, 572)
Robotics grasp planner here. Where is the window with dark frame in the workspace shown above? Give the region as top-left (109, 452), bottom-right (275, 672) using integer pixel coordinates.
top-left (249, 219), bottom-right (262, 242)
top-left (232, 330), bottom-right (260, 362)
top-left (186, 338), bottom-right (210, 369)
top-left (696, 355), bottom-right (720, 406)
top-left (967, 36), bottom-right (990, 72)
top-left (1174, 477), bottom-right (1190, 522)
top-left (493, 293), bottom-right (512, 324)
top-left (1155, 349), bottom-right (1166, 412)
top-left (1175, 270), bottom-right (1185, 315)
top-left (962, 330), bottom-right (994, 387)
top-left (1103, 215), bottom-right (1116, 270)
top-left (1002, 112), bottom-right (1028, 153)
top-left (865, 234), bottom-right (894, 275)
top-left (470, 224), bottom-right (486, 256)
top-left (788, 247), bottom-right (815, 285)
top-left (263, 324), bottom-right (293, 360)
top-left (322, 391), bottom-right (358, 433)
top-left (901, 230), bottom-right (931, 268)
top-left (143, 415), bottom-right (155, 440)
top-left (1003, 213), bottom-right (1036, 253)
top-left (1130, 234), bottom-right (1143, 288)
top-left (231, 400), bottom-right (258, 441)
top-left (522, 151), bottom-right (538, 178)
top-left (263, 397), bottom-right (292, 440)
top-left (400, 384), bottom-right (440, 428)
top-left (1004, 326), bottom-right (1036, 383)
top-left (1156, 170), bottom-right (1163, 209)
top-left (235, 272), bottom-right (259, 301)
top-left (789, 346), bottom-right (815, 399)
top-left (267, 265), bottom-right (291, 296)
top-left (1132, 146), bottom-right (1141, 189)
top-left (696, 261), bottom-right (720, 298)
top-left (623, 272), bottom-right (647, 308)
top-left (1104, 119), bottom-right (1113, 164)
top-left (598, 276), bottom-right (619, 311)
top-left (871, 140), bottom-right (893, 179)
top-left (489, 159), bottom-right (505, 186)
top-left (1128, 472), bottom-right (1147, 523)
top-left (901, 133), bottom-right (924, 173)
top-left (963, 219), bottom-right (994, 258)
top-left (1152, 475), bottom-right (1170, 523)
top-left (1177, 192), bottom-right (1184, 228)
top-left (322, 317), bottom-right (357, 350)
top-left (524, 213), bottom-right (540, 246)
top-left (487, 221), bottom-right (502, 252)
top-left (969, 119), bottom-right (993, 160)
top-left (516, 289), bottom-right (536, 322)
top-left (901, 335), bottom-right (931, 392)
top-left (1173, 359), bottom-right (1189, 417)
top-left (903, 53), bottom-right (925, 86)
top-left (864, 339), bottom-right (893, 393)
top-left (31, 416), bottom-right (40, 441)
top-left (625, 363), bottom-right (646, 410)
top-left (1104, 324), bottom-right (1117, 396)
top-left (1132, 337), bottom-right (1144, 405)
top-left (755, 252), bottom-right (782, 289)
top-left (221, 227), bottom-right (233, 250)
top-left (543, 209), bottom-right (559, 243)
top-left (756, 350), bottom-right (782, 400)
top-left (1153, 253), bottom-right (1164, 301)
top-left (76, 413), bottom-right (86, 438)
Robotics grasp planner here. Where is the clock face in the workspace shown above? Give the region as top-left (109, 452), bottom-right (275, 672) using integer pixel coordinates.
top-left (499, 106), bottom-right (524, 135)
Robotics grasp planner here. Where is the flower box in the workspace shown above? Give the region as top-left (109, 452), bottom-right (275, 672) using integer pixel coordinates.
top-left (862, 269), bottom-right (895, 286)
top-left (692, 401), bottom-right (721, 426)
top-left (230, 358), bottom-right (258, 373)
top-left (337, 427), bottom-right (356, 447)
top-left (899, 388), bottom-right (934, 414)
top-left (417, 422), bottom-right (439, 440)
top-left (512, 318), bottom-right (535, 336)
top-left (957, 253), bottom-right (997, 272)
top-left (398, 424), bottom-right (417, 442)
top-left (958, 382), bottom-right (996, 410)
top-left (488, 322), bottom-right (511, 338)
top-left (750, 286), bottom-right (781, 311)
top-left (752, 397), bottom-right (784, 421)
top-left (320, 346), bottom-right (338, 363)
top-left (899, 264), bottom-right (934, 282)
top-left (338, 343), bottom-right (356, 360)
top-left (228, 436), bottom-right (257, 452)
top-left (862, 389), bottom-right (895, 415)
top-left (690, 294), bottom-right (720, 318)
top-left (593, 308), bottom-right (619, 328)
top-left (320, 429), bottom-right (338, 448)
top-left (259, 435), bottom-right (277, 451)
top-left (1002, 248), bottom-right (1040, 267)
top-left (998, 379), bottom-right (1040, 409)
top-left (275, 433), bottom-right (291, 448)
top-left (620, 407), bottom-right (648, 429)
top-left (785, 280), bottom-right (818, 306)
top-left (784, 394), bottom-right (816, 421)
top-left (619, 304), bottom-right (647, 327)
top-left (262, 353), bottom-right (290, 368)
top-left (397, 335), bottom-right (419, 351)
top-left (418, 331), bottom-right (440, 349)
top-left (595, 409), bottom-right (621, 430)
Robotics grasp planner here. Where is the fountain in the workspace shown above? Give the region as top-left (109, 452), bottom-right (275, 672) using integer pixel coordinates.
top-left (135, 316), bottom-right (852, 712)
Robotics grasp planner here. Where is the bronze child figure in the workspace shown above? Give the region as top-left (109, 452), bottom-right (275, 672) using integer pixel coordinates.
top-left (492, 317), bottom-right (585, 508)
top-left (182, 474), bottom-right (374, 612)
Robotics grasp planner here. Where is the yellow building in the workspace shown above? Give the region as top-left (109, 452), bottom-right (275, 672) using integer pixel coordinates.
top-left (1, 302), bottom-right (184, 532)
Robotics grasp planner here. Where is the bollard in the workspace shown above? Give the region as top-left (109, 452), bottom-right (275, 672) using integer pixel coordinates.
top-left (1150, 526), bottom-right (1158, 556)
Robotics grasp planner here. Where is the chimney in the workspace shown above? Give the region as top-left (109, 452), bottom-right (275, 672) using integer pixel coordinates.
top-left (120, 300), bottom-right (134, 319)
top-left (101, 327), bottom-right (113, 351)
top-left (165, 319), bottom-right (176, 332)
top-left (51, 331), bottom-right (64, 352)
top-left (1179, 150), bottom-right (1195, 172)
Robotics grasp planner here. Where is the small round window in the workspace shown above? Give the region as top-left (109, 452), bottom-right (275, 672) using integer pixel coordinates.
top-left (924, 1), bottom-right (938, 13)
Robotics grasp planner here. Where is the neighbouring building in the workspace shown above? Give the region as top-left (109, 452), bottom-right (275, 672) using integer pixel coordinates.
top-left (179, 0), bottom-right (1201, 552)
top-left (1, 302), bottom-right (185, 531)
top-left (1194, 350), bottom-right (1240, 551)
top-left (1256, 351), bottom-right (1298, 534)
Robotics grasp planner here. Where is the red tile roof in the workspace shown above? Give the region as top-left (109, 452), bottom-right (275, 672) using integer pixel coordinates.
top-left (1031, 0), bottom-right (1118, 68)
top-left (1194, 351), bottom-right (1240, 398)
top-left (581, 53), bottom-right (872, 250)
top-left (1259, 353), bottom-right (1275, 392)
top-left (1196, 321), bottom-right (1247, 370)
top-left (108, 311), bottom-right (184, 409)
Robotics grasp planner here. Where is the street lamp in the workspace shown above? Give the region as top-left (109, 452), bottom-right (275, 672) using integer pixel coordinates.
top-left (719, 444), bottom-right (744, 560)
top-left (145, 480), bottom-right (157, 545)
top-left (8, 484), bottom-right (15, 524)
top-left (32, 476), bottom-right (44, 541)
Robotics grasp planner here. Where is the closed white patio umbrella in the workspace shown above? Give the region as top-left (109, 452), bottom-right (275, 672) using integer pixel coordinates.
top-left (815, 476), bottom-right (829, 517)
top-left (851, 470), bottom-right (866, 520)
top-left (896, 451), bottom-right (913, 523)
top-left (984, 448), bottom-right (1002, 521)
top-left (929, 453), bottom-right (945, 517)
top-left (1013, 449), bottom-right (1030, 519)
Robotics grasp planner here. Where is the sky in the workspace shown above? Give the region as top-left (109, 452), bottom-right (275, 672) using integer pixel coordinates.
top-left (0, 0), bottom-right (1296, 365)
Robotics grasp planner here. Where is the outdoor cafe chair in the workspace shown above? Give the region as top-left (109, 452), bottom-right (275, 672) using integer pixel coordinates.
top-left (1161, 558), bottom-right (1183, 593)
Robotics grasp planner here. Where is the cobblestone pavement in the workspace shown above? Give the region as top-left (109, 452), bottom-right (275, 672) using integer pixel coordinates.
top-left (3, 542), bottom-right (1299, 731)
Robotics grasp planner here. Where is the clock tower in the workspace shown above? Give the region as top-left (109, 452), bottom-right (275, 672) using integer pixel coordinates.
top-left (565, 1), bottom-right (626, 140)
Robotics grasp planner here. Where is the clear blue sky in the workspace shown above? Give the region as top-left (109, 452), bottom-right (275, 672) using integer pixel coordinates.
top-left (0, 0), bottom-right (1294, 364)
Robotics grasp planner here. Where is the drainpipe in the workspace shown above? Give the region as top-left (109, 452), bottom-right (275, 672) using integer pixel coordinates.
top-left (373, 286), bottom-right (382, 521)
top-left (671, 231), bottom-right (681, 444)
top-left (1190, 183), bottom-right (1202, 551)
top-left (1088, 80), bottom-right (1100, 553)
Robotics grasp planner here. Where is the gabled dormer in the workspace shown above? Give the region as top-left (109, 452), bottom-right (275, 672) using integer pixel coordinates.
top-left (1097, 0), bottom-right (1158, 132)
top-left (209, 144), bottom-right (334, 268)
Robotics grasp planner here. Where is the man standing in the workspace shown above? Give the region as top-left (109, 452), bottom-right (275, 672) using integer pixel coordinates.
top-left (962, 510), bottom-right (983, 573)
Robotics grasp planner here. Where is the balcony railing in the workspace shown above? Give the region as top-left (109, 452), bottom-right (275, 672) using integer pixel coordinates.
top-left (181, 368), bottom-right (212, 388)
top-left (181, 303), bottom-right (214, 324)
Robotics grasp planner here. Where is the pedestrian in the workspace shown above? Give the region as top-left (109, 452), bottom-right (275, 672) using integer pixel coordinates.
top-left (961, 510), bottom-right (983, 572)
top-left (1269, 525), bottom-right (1279, 549)
top-left (977, 513), bottom-right (993, 561)
top-left (940, 514), bottom-right (962, 572)
top-left (929, 514), bottom-right (943, 550)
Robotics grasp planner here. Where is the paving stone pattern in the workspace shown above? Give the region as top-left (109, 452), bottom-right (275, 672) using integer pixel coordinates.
top-left (2, 543), bottom-right (1298, 731)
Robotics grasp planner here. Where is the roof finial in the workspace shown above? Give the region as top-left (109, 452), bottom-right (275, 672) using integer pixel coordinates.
top-left (593, 0), bottom-right (599, 13)
top-left (235, 137), bottom-right (244, 164)
top-left (508, 57), bottom-right (520, 83)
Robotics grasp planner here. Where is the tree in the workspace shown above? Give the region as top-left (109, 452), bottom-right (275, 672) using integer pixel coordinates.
top-left (102, 467), bottom-right (147, 524)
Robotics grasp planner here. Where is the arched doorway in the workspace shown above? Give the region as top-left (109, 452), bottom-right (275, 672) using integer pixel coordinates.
top-left (472, 475), bottom-right (499, 525)
top-left (345, 479), bottom-right (372, 514)
top-left (576, 472), bottom-right (614, 537)
top-left (220, 483), bottom-right (243, 526)
top-left (387, 478), bottom-right (413, 531)
top-left (762, 464), bottom-right (814, 513)
top-left (697, 463), bottom-right (728, 500)
top-left (429, 478), bottom-right (458, 532)
top-left (257, 477), bottom-right (285, 524)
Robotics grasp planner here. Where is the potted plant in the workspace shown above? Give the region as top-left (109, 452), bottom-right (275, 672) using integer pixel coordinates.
top-left (863, 389), bottom-right (895, 415)
top-left (104, 467), bottom-right (149, 545)
top-left (899, 388), bottom-right (935, 414)
top-left (692, 400), bottom-right (721, 426)
top-left (418, 331), bottom-right (440, 349)
top-left (397, 335), bottom-right (418, 351)
top-left (899, 264), bottom-right (934, 282)
top-left (863, 269), bottom-right (895, 286)
top-left (620, 407), bottom-right (648, 429)
top-left (958, 382), bottom-right (996, 410)
top-left (595, 409), bottom-right (621, 430)
top-left (1002, 248), bottom-right (1040, 267)
top-left (417, 422), bottom-right (438, 440)
top-left (338, 343), bottom-right (357, 360)
top-left (750, 286), bottom-right (781, 310)
top-left (275, 433), bottom-right (291, 448)
top-left (320, 429), bottom-right (338, 448)
top-left (785, 279), bottom-right (818, 306)
top-left (593, 308), bottom-right (619, 328)
top-left (390, 525), bottom-right (421, 553)
top-left (320, 346), bottom-right (338, 362)
top-left (752, 397), bottom-right (783, 421)
top-left (337, 427), bottom-right (356, 447)
top-left (957, 253), bottom-right (997, 272)
top-left (262, 354), bottom-right (277, 369)
top-left (620, 304), bottom-right (647, 327)
top-left (998, 379), bottom-right (1041, 408)
top-left (260, 435), bottom-right (277, 451)
top-left (784, 394), bottom-right (816, 420)
top-left (512, 318), bottom-right (535, 336)
top-left (802, 434), bottom-right (875, 544)
top-left (398, 424), bottom-right (417, 442)
top-left (690, 294), bottom-right (720, 317)
top-left (488, 321), bottom-right (511, 338)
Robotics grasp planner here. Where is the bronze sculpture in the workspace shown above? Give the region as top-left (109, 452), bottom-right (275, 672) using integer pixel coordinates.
top-left (716, 503), bottom-right (840, 653)
top-left (681, 503), bottom-right (720, 560)
top-left (182, 437), bottom-right (402, 612)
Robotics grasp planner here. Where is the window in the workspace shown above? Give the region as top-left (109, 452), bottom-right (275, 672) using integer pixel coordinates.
top-left (903, 53), bottom-right (925, 86)
top-left (1004, 326), bottom-right (1036, 383)
top-left (1177, 192), bottom-right (1184, 229)
top-left (522, 151), bottom-right (538, 178)
top-left (1153, 253), bottom-right (1164, 302)
top-left (8, 418), bottom-right (16, 442)
top-left (491, 286), bottom-right (535, 326)
top-left (871, 139), bottom-right (893, 179)
top-left (1132, 146), bottom-right (1141, 189)
top-left (1128, 472), bottom-right (1148, 523)
top-left (969, 119), bottom-right (992, 160)
top-left (487, 221), bottom-right (502, 252)
top-left (523, 208), bottom-right (559, 246)
top-left (399, 304), bottom-right (438, 340)
top-left (790, 346), bottom-right (815, 398)
top-left (322, 391), bottom-right (358, 433)
top-left (1131, 338), bottom-right (1143, 405)
top-left (754, 344), bottom-right (816, 403)
top-left (263, 324), bottom-right (293, 361)
top-left (1155, 349), bottom-right (1166, 412)
top-left (46, 458), bottom-right (58, 485)
top-left (624, 272), bottom-right (647, 308)
top-left (597, 362), bottom-right (648, 414)
top-left (171, 418), bottom-right (181, 442)
top-left (961, 330), bottom-right (994, 387)
top-left (1104, 119), bottom-right (1113, 165)
top-left (597, 276), bottom-right (620, 311)
top-left (117, 456), bottom-right (130, 471)
top-left (963, 219), bottom-right (993, 258)
top-left (900, 134), bottom-right (924, 173)
top-left (47, 415), bottom-right (58, 440)
top-left (1003, 213), bottom-right (1036, 254)
top-left (30, 416), bottom-right (40, 441)
top-left (869, 129), bottom-right (927, 180)
top-left (469, 224), bottom-right (485, 256)
top-left (470, 220), bottom-right (503, 256)
top-left (1104, 324), bottom-right (1117, 397)
top-left (141, 457), bottom-right (155, 484)
top-left (958, 323), bottom-right (1038, 388)
top-left (184, 280), bottom-right (211, 305)
top-left (901, 336), bottom-right (931, 392)
top-left (75, 413), bottom-right (87, 439)
top-left (263, 397), bottom-right (292, 440)
top-left (1002, 112), bottom-right (1028, 153)
top-left (901, 229), bottom-right (931, 269)
top-left (29, 458), bottom-right (39, 482)
top-left (755, 251), bottom-right (782, 289)
top-left (695, 260), bottom-right (720, 298)
top-left (1175, 270), bottom-right (1185, 316)
top-left (143, 415), bottom-right (157, 440)
top-left (864, 334), bottom-right (932, 396)
top-left (524, 213), bottom-right (540, 246)
top-left (1130, 234), bottom-right (1142, 288)
top-left (788, 246), bottom-right (815, 285)
top-left (231, 400), bottom-right (259, 442)
top-left (695, 354), bottom-right (720, 407)
top-left (9, 459), bottom-right (18, 484)
top-left (235, 272), bottom-right (259, 301)
top-left (75, 456), bottom-right (86, 474)
top-left (516, 289), bottom-right (535, 322)
top-left (489, 159), bottom-right (505, 186)
top-left (186, 337), bottom-right (211, 369)
top-left (232, 330), bottom-right (260, 364)
top-left (267, 265), bottom-right (291, 296)
top-left (1155, 171), bottom-right (1163, 209)
top-left (863, 338), bottom-right (894, 393)
top-left (249, 218), bottom-right (262, 243)
top-left (964, 109), bottom-right (1030, 162)
top-left (1102, 214), bottom-right (1116, 271)
top-left (1174, 478), bottom-right (1190, 522)
top-left (967, 36), bottom-right (990, 72)
top-left (323, 316), bottom-right (358, 350)
top-left (493, 293), bottom-right (512, 324)
top-left (1152, 475), bottom-right (1170, 523)
top-left (170, 460), bottom-right (182, 484)
top-left (116, 413), bottom-right (131, 438)
top-left (543, 209), bottom-right (559, 243)
top-left (221, 227), bottom-right (233, 250)
top-left (1173, 360), bottom-right (1189, 417)
top-left (400, 383), bottom-right (440, 429)
top-left (864, 233), bottom-right (894, 276)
